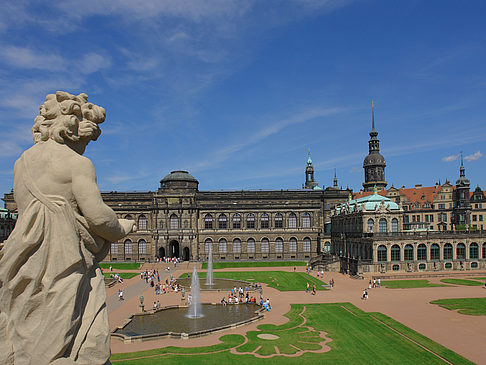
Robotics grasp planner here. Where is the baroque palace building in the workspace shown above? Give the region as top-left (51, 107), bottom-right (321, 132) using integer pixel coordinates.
top-left (3, 156), bottom-right (350, 263)
top-left (2, 105), bottom-right (485, 271)
top-left (330, 110), bottom-right (486, 275)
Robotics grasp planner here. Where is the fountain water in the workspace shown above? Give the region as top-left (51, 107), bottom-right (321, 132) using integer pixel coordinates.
top-left (206, 243), bottom-right (214, 286)
top-left (187, 266), bottom-right (203, 318)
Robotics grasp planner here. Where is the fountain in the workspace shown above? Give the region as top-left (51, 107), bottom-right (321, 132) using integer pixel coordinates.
top-left (111, 263), bottom-right (263, 342)
top-left (206, 243), bottom-right (214, 286)
top-left (187, 266), bottom-right (203, 318)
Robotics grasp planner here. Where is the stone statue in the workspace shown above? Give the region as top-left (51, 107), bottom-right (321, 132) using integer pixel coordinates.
top-left (0, 91), bottom-right (136, 364)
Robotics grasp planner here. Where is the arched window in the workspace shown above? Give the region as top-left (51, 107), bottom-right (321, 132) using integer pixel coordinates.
top-left (204, 214), bottom-right (213, 229)
top-left (483, 243), bottom-right (486, 259)
top-left (302, 213), bottom-right (311, 228)
top-left (391, 218), bottom-right (398, 233)
top-left (404, 244), bottom-right (414, 261)
top-left (204, 238), bottom-right (212, 254)
top-left (469, 243), bottom-right (479, 259)
top-left (247, 214), bottom-right (255, 229)
top-left (288, 213), bottom-right (297, 228)
top-left (111, 243), bottom-right (119, 254)
top-left (124, 239), bottom-right (133, 255)
top-left (233, 238), bottom-right (241, 253)
top-left (391, 244), bottom-right (400, 261)
top-left (260, 213), bottom-right (269, 229)
top-left (218, 214), bottom-right (227, 229)
top-left (430, 244), bottom-right (440, 261)
top-left (170, 214), bottom-right (179, 230)
top-left (138, 239), bottom-right (147, 254)
top-left (232, 214), bottom-right (241, 229)
top-left (219, 238), bottom-right (227, 253)
top-left (275, 213), bottom-right (283, 228)
top-left (417, 244), bottom-right (427, 261)
top-left (289, 237), bottom-right (297, 252)
top-left (303, 237), bottom-right (311, 252)
top-left (247, 238), bottom-right (255, 253)
top-left (324, 241), bottom-right (331, 253)
top-left (379, 218), bottom-right (388, 233)
top-left (125, 214), bottom-right (133, 220)
top-left (261, 238), bottom-right (269, 253)
top-left (444, 243), bottom-right (453, 260)
top-left (275, 237), bottom-right (283, 252)
top-left (456, 243), bottom-right (466, 260)
top-left (367, 219), bottom-right (374, 233)
top-left (138, 215), bottom-right (148, 230)
top-left (377, 245), bottom-right (387, 262)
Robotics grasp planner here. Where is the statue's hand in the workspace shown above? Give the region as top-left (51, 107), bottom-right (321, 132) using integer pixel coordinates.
top-left (119, 219), bottom-right (137, 235)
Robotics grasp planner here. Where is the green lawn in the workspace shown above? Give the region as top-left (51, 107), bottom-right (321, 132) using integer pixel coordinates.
top-left (431, 297), bottom-right (486, 316)
top-left (201, 261), bottom-right (306, 269)
top-left (381, 279), bottom-right (450, 289)
top-left (468, 277), bottom-right (486, 281)
top-left (110, 302), bottom-right (473, 364)
top-left (440, 278), bottom-right (484, 286)
top-left (180, 271), bottom-right (327, 291)
top-left (103, 272), bottom-right (139, 279)
top-left (100, 263), bottom-right (141, 270)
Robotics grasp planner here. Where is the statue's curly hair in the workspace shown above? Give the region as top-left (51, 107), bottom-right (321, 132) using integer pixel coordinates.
top-left (32, 91), bottom-right (105, 144)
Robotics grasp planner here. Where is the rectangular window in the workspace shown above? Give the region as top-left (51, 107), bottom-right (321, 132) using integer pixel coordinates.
top-left (438, 203), bottom-right (445, 209)
top-left (303, 241), bottom-right (311, 252)
top-left (425, 215), bottom-right (429, 222)
top-left (125, 244), bottom-right (133, 255)
top-left (275, 240), bottom-right (283, 252)
top-left (430, 215), bottom-right (434, 222)
top-left (473, 215), bottom-right (477, 222)
top-left (480, 215), bottom-right (483, 221)
top-left (111, 243), bottom-right (118, 254)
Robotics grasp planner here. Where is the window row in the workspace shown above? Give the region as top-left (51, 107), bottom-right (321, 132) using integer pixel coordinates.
top-left (111, 239), bottom-right (148, 255)
top-left (204, 212), bottom-right (312, 230)
top-left (367, 218), bottom-right (399, 233)
top-left (123, 214), bottom-right (149, 230)
top-left (203, 237), bottom-right (312, 253)
top-left (377, 242), bottom-right (486, 262)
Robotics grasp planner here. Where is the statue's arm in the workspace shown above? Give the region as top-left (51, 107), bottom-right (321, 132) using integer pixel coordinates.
top-left (72, 156), bottom-right (134, 242)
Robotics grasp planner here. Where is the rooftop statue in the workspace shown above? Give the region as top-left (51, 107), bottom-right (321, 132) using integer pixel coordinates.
top-left (0, 91), bottom-right (136, 364)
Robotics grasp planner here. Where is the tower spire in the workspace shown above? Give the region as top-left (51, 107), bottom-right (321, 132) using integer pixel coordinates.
top-left (372, 99), bottom-right (375, 131)
top-left (333, 168), bottom-right (338, 188)
top-left (369, 100), bottom-right (378, 138)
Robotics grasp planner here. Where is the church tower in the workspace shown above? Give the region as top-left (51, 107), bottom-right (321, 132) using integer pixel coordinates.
top-left (363, 102), bottom-right (387, 192)
top-left (452, 153), bottom-right (471, 228)
top-left (303, 150), bottom-right (319, 189)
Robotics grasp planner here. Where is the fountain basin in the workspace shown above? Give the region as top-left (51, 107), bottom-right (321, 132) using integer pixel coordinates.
top-left (112, 303), bottom-right (263, 342)
top-left (176, 277), bottom-right (255, 291)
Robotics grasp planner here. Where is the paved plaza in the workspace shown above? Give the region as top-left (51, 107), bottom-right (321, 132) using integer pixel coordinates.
top-left (107, 264), bottom-right (486, 364)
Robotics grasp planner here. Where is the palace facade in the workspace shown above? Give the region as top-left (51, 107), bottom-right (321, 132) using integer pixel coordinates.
top-left (3, 158), bottom-right (350, 263)
top-left (329, 109), bottom-right (486, 275)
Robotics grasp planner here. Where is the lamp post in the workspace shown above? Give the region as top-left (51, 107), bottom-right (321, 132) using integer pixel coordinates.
top-left (140, 295), bottom-right (144, 313)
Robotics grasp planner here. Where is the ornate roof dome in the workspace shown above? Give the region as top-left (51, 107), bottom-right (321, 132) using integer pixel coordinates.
top-left (161, 170), bottom-right (197, 183)
top-left (159, 171), bottom-right (199, 191)
top-left (363, 152), bottom-right (385, 168)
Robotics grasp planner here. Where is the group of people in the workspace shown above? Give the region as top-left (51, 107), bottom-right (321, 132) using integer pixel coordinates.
top-left (108, 273), bottom-right (123, 283)
top-left (362, 278), bottom-right (381, 300)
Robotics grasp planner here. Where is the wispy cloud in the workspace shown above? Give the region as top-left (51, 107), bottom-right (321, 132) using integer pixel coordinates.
top-left (189, 106), bottom-right (348, 172)
top-left (464, 150), bottom-right (483, 162)
top-left (349, 166), bottom-right (361, 173)
top-left (0, 46), bottom-right (65, 71)
top-left (442, 153), bottom-right (459, 162)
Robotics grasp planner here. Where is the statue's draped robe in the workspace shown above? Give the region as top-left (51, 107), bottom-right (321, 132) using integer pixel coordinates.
top-left (0, 153), bottom-right (110, 365)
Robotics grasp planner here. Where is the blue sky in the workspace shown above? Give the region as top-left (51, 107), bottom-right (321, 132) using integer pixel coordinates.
top-left (0, 0), bottom-right (485, 195)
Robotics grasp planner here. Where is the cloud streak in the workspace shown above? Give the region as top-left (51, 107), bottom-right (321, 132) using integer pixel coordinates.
top-left (464, 150), bottom-right (482, 162)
